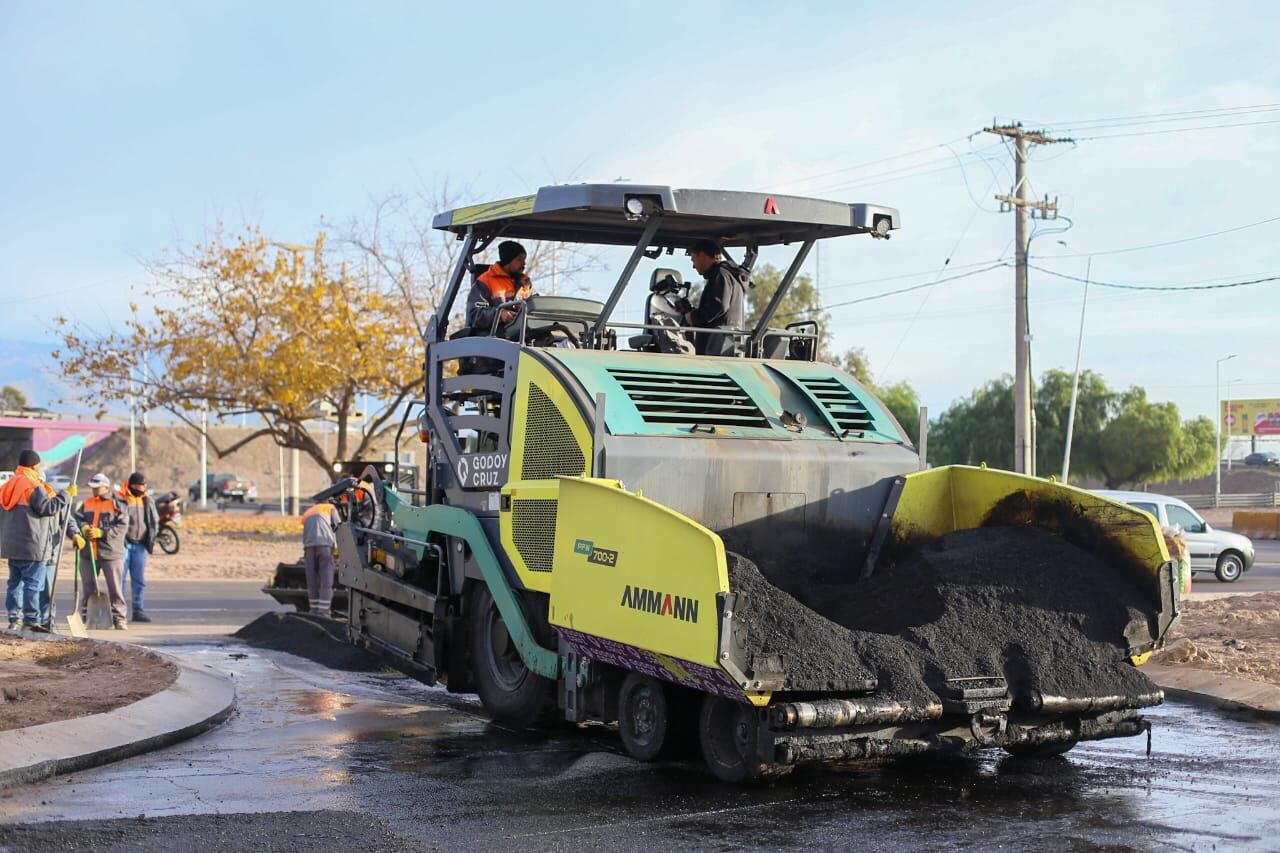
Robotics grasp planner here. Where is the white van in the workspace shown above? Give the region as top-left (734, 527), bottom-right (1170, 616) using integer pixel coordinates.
top-left (1095, 490), bottom-right (1255, 583)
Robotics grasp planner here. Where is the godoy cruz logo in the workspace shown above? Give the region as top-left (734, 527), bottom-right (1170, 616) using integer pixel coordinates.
top-left (574, 539), bottom-right (618, 567)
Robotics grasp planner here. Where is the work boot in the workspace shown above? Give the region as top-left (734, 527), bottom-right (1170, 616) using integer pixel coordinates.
top-left (132, 610), bottom-right (152, 623)
top-left (27, 622), bottom-right (50, 634)
top-left (113, 618), bottom-right (128, 631)
top-left (6, 619), bottom-right (18, 631)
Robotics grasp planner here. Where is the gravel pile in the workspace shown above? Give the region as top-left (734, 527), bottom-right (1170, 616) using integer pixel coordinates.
top-left (729, 525), bottom-right (1159, 706)
top-left (234, 612), bottom-right (388, 672)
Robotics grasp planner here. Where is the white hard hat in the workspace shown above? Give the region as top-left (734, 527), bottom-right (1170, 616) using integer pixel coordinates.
top-left (87, 473), bottom-right (111, 489)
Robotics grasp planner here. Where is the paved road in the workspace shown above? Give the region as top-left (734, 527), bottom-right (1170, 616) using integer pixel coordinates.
top-left (1, 645), bottom-right (1277, 851)
top-left (1188, 538), bottom-right (1280, 597)
top-left (48, 578), bottom-right (287, 643)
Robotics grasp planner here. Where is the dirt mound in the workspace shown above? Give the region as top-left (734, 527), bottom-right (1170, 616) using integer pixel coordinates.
top-left (0, 636), bottom-right (177, 731)
top-left (730, 526), bottom-right (1158, 707)
top-left (1152, 592), bottom-right (1280, 686)
top-left (234, 612), bottom-right (389, 672)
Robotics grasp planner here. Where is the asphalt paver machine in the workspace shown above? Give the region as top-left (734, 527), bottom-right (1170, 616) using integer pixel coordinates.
top-left (331, 184), bottom-right (1178, 781)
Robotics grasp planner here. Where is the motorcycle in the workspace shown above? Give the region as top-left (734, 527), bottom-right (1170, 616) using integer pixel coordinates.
top-left (154, 490), bottom-right (184, 555)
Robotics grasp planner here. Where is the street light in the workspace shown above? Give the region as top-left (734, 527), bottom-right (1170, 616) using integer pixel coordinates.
top-left (1226, 377), bottom-right (1242, 472)
top-left (1057, 240), bottom-right (1091, 484)
top-left (1215, 354), bottom-right (1238, 507)
top-left (271, 241), bottom-right (311, 515)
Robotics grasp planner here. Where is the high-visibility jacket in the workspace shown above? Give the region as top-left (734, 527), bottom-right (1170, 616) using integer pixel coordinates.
top-left (116, 486), bottom-right (160, 552)
top-left (72, 494), bottom-right (130, 561)
top-left (0, 466), bottom-right (68, 562)
top-left (301, 502), bottom-right (342, 548)
top-left (466, 264), bottom-right (531, 334)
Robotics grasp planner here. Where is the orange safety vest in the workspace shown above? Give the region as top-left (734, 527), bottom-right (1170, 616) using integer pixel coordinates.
top-left (476, 263), bottom-right (529, 302)
top-left (301, 503), bottom-right (333, 524)
top-left (0, 466), bottom-right (54, 511)
top-left (81, 494), bottom-right (118, 561)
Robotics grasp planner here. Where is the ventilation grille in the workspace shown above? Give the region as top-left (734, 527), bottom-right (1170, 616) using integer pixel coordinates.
top-left (511, 498), bottom-right (557, 573)
top-left (607, 368), bottom-right (769, 429)
top-left (521, 384), bottom-right (586, 479)
top-left (797, 377), bottom-right (875, 433)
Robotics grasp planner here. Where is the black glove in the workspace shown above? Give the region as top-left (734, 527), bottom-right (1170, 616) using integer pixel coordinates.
top-left (674, 298), bottom-right (693, 314)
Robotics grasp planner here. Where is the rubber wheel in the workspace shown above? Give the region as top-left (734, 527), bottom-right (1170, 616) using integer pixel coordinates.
top-left (469, 584), bottom-right (554, 728)
top-left (156, 526), bottom-right (180, 555)
top-left (617, 674), bottom-right (699, 761)
top-left (1216, 552), bottom-right (1244, 583)
top-left (1003, 740), bottom-right (1077, 758)
top-left (699, 696), bottom-right (785, 782)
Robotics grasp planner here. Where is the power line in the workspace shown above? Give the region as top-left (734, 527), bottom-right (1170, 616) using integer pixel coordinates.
top-left (1034, 213), bottom-right (1280, 258)
top-left (1041, 102), bottom-right (1280, 131)
top-left (1026, 263), bottom-right (1280, 292)
top-left (1075, 118), bottom-right (1280, 141)
top-left (819, 258), bottom-right (1008, 294)
top-left (793, 264), bottom-right (1005, 317)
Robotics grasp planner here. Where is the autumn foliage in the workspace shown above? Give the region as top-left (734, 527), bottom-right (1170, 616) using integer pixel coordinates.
top-left (55, 228), bottom-right (422, 471)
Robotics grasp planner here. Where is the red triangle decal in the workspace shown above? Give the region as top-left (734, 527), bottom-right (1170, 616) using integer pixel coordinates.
top-left (764, 198), bottom-right (779, 215)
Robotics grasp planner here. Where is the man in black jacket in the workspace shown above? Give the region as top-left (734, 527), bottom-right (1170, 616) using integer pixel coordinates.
top-left (678, 239), bottom-right (749, 355)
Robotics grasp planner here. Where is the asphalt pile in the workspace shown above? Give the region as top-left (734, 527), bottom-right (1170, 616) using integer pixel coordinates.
top-left (234, 612), bottom-right (389, 672)
top-left (728, 525), bottom-right (1159, 707)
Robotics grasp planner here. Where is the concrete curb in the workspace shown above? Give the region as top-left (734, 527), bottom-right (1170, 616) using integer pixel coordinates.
top-left (1144, 663), bottom-right (1280, 720)
top-left (0, 646), bottom-right (236, 789)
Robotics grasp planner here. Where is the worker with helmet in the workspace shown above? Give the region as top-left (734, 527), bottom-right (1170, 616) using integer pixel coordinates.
top-left (73, 473), bottom-right (131, 630)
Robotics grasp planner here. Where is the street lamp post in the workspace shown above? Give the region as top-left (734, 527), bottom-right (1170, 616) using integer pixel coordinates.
top-left (1215, 354), bottom-right (1237, 507)
top-left (1226, 378), bottom-right (1241, 471)
top-left (1057, 241), bottom-right (1091, 484)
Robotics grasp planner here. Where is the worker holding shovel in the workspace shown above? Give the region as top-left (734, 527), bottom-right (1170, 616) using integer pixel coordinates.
top-left (72, 473), bottom-right (130, 630)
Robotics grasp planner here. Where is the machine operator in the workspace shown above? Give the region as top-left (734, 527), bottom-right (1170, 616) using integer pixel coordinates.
top-left (676, 239), bottom-right (749, 355)
top-left (466, 240), bottom-right (535, 338)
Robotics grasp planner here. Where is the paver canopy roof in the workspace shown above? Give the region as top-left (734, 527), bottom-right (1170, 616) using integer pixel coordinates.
top-left (432, 184), bottom-right (900, 248)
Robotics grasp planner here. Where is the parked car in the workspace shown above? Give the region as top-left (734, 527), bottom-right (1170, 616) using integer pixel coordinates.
top-left (48, 474), bottom-right (73, 491)
top-left (1243, 451), bottom-right (1280, 469)
top-left (188, 473), bottom-right (258, 503)
top-left (0, 471), bottom-right (11, 485)
top-left (1095, 490), bottom-right (1255, 582)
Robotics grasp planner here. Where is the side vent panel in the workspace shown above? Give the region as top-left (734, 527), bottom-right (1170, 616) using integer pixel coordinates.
top-left (511, 498), bottom-right (557, 573)
top-left (797, 377), bottom-right (875, 433)
top-left (606, 368), bottom-right (769, 429)
top-left (521, 384), bottom-right (586, 479)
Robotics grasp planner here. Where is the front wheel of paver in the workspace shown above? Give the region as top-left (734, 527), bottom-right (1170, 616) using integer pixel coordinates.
top-left (699, 696), bottom-right (787, 782)
top-left (469, 585), bottom-right (554, 729)
top-left (1216, 552), bottom-right (1244, 583)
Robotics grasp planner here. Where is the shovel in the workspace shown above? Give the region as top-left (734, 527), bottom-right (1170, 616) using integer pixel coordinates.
top-left (52, 448), bottom-right (87, 637)
top-left (84, 539), bottom-right (113, 630)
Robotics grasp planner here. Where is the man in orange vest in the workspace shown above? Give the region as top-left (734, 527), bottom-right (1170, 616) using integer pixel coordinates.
top-left (2, 450), bottom-right (73, 631)
top-left (465, 241), bottom-right (534, 337)
top-left (73, 473), bottom-right (131, 629)
top-left (301, 500), bottom-right (342, 617)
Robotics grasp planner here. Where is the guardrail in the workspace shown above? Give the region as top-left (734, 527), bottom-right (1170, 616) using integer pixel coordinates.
top-left (1181, 492), bottom-right (1280, 509)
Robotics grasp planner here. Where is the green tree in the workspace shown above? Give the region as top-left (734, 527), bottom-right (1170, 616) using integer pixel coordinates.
top-left (929, 372), bottom-right (1216, 487)
top-left (1095, 389), bottom-right (1216, 488)
top-left (838, 347), bottom-right (873, 385)
top-left (0, 385), bottom-right (27, 411)
top-left (745, 264), bottom-right (832, 360)
top-left (1033, 369), bottom-right (1116, 480)
top-left (930, 376), bottom-right (1015, 468)
top-left (876, 380), bottom-right (921, 445)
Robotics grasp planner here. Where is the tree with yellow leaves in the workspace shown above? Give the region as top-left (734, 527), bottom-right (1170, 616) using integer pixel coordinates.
top-left (55, 228), bottom-right (421, 472)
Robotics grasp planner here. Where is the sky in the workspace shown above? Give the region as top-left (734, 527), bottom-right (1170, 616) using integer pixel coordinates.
top-left (2, 0), bottom-right (1278, 436)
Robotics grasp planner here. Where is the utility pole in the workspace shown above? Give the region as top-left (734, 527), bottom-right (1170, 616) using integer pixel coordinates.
top-left (984, 121), bottom-right (1073, 476)
top-left (272, 241), bottom-right (310, 516)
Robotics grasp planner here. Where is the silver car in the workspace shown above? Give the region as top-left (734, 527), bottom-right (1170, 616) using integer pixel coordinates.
top-left (1096, 490), bottom-right (1255, 583)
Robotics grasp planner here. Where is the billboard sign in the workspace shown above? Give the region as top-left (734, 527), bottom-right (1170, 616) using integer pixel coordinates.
top-left (1222, 399), bottom-right (1280, 437)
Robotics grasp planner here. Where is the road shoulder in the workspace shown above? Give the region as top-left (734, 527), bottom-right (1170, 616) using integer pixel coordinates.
top-left (0, 651), bottom-right (235, 788)
top-left (1144, 662), bottom-right (1280, 719)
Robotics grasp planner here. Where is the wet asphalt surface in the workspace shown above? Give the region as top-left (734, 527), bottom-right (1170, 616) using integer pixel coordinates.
top-left (1, 645), bottom-right (1278, 851)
